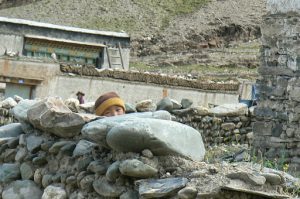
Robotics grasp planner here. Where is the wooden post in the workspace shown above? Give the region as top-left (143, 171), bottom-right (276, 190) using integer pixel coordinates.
top-left (118, 42), bottom-right (125, 69)
top-left (106, 47), bottom-right (112, 68)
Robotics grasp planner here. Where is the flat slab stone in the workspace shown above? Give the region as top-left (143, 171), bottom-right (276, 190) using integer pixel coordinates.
top-left (107, 118), bottom-right (205, 161)
top-left (209, 103), bottom-right (248, 117)
top-left (222, 180), bottom-right (290, 199)
top-left (82, 111), bottom-right (171, 148)
top-left (135, 177), bottom-right (188, 198)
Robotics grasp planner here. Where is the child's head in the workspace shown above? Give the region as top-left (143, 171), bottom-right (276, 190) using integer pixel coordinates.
top-left (95, 92), bottom-right (125, 117)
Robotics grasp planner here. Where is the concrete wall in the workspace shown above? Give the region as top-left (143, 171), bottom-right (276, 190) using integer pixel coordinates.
top-left (0, 59), bottom-right (60, 81)
top-left (44, 75), bottom-right (238, 106)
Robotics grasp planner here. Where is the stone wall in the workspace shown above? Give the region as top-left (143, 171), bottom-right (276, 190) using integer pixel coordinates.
top-left (0, 97), bottom-right (293, 199)
top-left (172, 106), bottom-right (254, 148)
top-left (253, 0), bottom-right (300, 171)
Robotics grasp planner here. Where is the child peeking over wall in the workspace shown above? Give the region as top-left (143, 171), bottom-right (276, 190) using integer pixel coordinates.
top-left (94, 91), bottom-right (125, 117)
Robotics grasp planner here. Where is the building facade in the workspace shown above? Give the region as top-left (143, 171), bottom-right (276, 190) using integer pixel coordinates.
top-left (0, 17), bottom-right (130, 99)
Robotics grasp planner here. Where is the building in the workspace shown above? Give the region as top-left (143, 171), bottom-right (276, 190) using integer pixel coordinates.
top-left (0, 16), bottom-right (130, 99)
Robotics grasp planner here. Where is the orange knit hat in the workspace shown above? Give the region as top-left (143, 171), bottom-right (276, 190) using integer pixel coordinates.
top-left (95, 92), bottom-right (125, 116)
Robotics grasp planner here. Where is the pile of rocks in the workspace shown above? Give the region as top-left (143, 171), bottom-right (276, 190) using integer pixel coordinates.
top-left (0, 96), bottom-right (297, 198)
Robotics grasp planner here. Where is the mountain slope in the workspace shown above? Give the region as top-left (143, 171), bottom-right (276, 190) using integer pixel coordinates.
top-left (0, 0), bottom-right (266, 77)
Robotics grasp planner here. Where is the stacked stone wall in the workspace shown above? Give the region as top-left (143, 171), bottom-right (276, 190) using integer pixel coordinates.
top-left (0, 97), bottom-right (293, 199)
top-left (254, 1), bottom-right (300, 171)
top-left (173, 107), bottom-right (254, 147)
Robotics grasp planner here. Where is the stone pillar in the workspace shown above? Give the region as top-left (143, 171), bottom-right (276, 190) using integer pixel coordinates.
top-left (254, 0), bottom-right (300, 171)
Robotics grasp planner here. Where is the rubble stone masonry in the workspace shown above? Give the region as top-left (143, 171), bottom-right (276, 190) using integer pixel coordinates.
top-left (253, 0), bottom-right (300, 171)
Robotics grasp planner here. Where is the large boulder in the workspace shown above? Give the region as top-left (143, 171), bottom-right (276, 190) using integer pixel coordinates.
top-left (106, 118), bottom-right (206, 161)
top-left (27, 97), bottom-right (86, 138)
top-left (82, 111), bottom-right (171, 148)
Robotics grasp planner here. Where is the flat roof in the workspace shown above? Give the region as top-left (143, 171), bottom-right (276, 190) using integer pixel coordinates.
top-left (0, 16), bottom-right (130, 38)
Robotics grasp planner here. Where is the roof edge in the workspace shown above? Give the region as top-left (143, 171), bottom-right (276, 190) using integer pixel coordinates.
top-left (0, 16), bottom-right (130, 38)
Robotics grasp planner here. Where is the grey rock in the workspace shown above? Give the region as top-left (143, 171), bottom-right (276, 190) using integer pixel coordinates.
top-left (19, 134), bottom-right (26, 146)
top-left (221, 122), bottom-right (236, 130)
top-left (106, 161), bottom-right (121, 182)
top-left (119, 159), bottom-right (157, 178)
top-left (136, 99), bottom-right (157, 112)
top-left (261, 173), bottom-right (283, 185)
top-left (0, 163), bottom-right (20, 183)
top-left (64, 98), bottom-right (79, 112)
top-left (181, 98), bottom-right (193, 109)
top-left (15, 147), bottom-right (27, 162)
top-left (142, 149), bottom-right (153, 158)
top-left (77, 102), bottom-right (95, 114)
top-left (93, 177), bottom-right (126, 197)
top-left (26, 135), bottom-right (43, 153)
top-left (42, 174), bottom-right (53, 188)
top-left (107, 118), bottom-right (206, 161)
top-left (120, 190), bottom-right (139, 199)
top-left (49, 141), bottom-right (74, 154)
top-left (77, 157), bottom-right (93, 172)
top-left (1, 97), bottom-right (17, 109)
top-left (209, 103), bottom-right (248, 116)
top-left (79, 175), bottom-right (94, 191)
top-left (20, 162), bottom-right (34, 180)
top-left (177, 186), bottom-right (198, 199)
top-left (32, 155), bottom-right (47, 166)
top-left (7, 137), bottom-right (19, 148)
top-left (13, 95), bottom-right (23, 103)
top-left (27, 97), bottom-right (86, 138)
top-left (136, 177), bottom-right (188, 198)
top-left (73, 140), bottom-right (97, 157)
top-left (87, 160), bottom-right (108, 174)
top-left (2, 180), bottom-right (42, 199)
top-left (60, 142), bottom-right (76, 156)
top-left (11, 99), bottom-right (38, 122)
top-left (125, 103), bottom-right (136, 113)
top-left (33, 169), bottom-right (42, 185)
top-left (156, 97), bottom-right (173, 112)
top-left (171, 99), bottom-right (182, 110)
top-left (226, 171), bottom-right (266, 186)
top-left (82, 111), bottom-right (171, 148)
top-left (66, 176), bottom-right (77, 185)
top-left (0, 123), bottom-right (23, 138)
top-left (41, 141), bottom-right (55, 151)
top-left (42, 185), bottom-right (67, 199)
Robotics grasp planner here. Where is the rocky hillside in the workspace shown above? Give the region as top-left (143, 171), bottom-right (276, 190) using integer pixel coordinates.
top-left (0, 0), bottom-right (266, 76)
